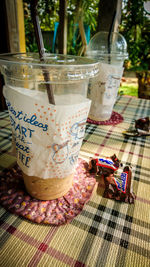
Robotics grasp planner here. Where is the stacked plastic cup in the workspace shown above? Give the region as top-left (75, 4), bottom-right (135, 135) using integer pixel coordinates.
top-left (0, 53), bottom-right (99, 200)
top-left (86, 31), bottom-right (128, 121)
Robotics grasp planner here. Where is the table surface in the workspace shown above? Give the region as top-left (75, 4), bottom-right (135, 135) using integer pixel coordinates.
top-left (0, 96), bottom-right (150, 267)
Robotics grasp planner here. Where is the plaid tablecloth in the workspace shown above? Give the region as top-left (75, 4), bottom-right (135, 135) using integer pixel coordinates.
top-left (0, 96), bottom-right (150, 267)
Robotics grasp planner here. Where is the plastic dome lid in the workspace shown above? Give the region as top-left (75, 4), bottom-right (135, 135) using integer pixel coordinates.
top-left (86, 31), bottom-right (128, 59)
top-left (0, 53), bottom-right (99, 82)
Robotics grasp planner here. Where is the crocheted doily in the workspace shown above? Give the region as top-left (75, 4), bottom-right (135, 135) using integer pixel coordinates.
top-left (87, 111), bottom-right (123, 125)
top-left (0, 159), bottom-right (96, 225)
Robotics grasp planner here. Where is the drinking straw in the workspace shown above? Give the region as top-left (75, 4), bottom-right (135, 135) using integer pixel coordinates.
top-left (107, 11), bottom-right (116, 64)
top-left (31, 0), bottom-right (55, 104)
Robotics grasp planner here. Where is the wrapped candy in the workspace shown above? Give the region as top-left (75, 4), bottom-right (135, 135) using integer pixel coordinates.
top-left (123, 117), bottom-right (150, 137)
top-left (88, 154), bottom-right (135, 204)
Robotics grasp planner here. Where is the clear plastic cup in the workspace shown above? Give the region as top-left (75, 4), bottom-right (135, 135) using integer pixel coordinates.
top-left (0, 53), bottom-right (99, 200)
top-left (86, 32), bottom-right (128, 121)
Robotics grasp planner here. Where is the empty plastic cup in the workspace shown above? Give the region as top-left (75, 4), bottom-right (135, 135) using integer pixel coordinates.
top-left (86, 31), bottom-right (128, 121)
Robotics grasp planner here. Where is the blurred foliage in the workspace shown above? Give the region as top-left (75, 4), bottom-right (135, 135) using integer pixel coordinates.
top-left (23, 0), bottom-right (99, 54)
top-left (23, 0), bottom-right (150, 69)
top-left (120, 0), bottom-right (150, 70)
top-left (23, 0), bottom-right (59, 52)
top-left (119, 84), bottom-right (138, 97)
top-left (67, 0), bottom-right (99, 54)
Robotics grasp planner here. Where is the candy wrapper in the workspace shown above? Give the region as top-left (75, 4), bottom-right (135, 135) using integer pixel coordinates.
top-left (123, 117), bottom-right (150, 137)
top-left (88, 154), bottom-right (135, 204)
top-left (4, 85), bottom-right (91, 179)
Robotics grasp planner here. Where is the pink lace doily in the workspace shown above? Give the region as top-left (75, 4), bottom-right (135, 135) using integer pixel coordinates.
top-left (87, 111), bottom-right (123, 125)
top-left (0, 159), bottom-right (96, 225)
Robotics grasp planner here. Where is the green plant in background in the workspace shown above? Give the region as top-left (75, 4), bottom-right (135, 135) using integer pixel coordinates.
top-left (120, 0), bottom-right (150, 71)
top-left (119, 84), bottom-right (138, 97)
top-left (23, 0), bottom-right (59, 52)
top-left (23, 0), bottom-right (99, 54)
top-left (23, 0), bottom-right (150, 71)
top-left (67, 0), bottom-right (99, 55)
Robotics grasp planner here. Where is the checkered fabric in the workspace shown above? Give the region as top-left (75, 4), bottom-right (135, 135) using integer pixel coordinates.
top-left (0, 96), bottom-right (150, 267)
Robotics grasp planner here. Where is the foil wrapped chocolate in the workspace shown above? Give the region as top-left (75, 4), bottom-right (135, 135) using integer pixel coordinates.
top-left (88, 154), bottom-right (135, 204)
